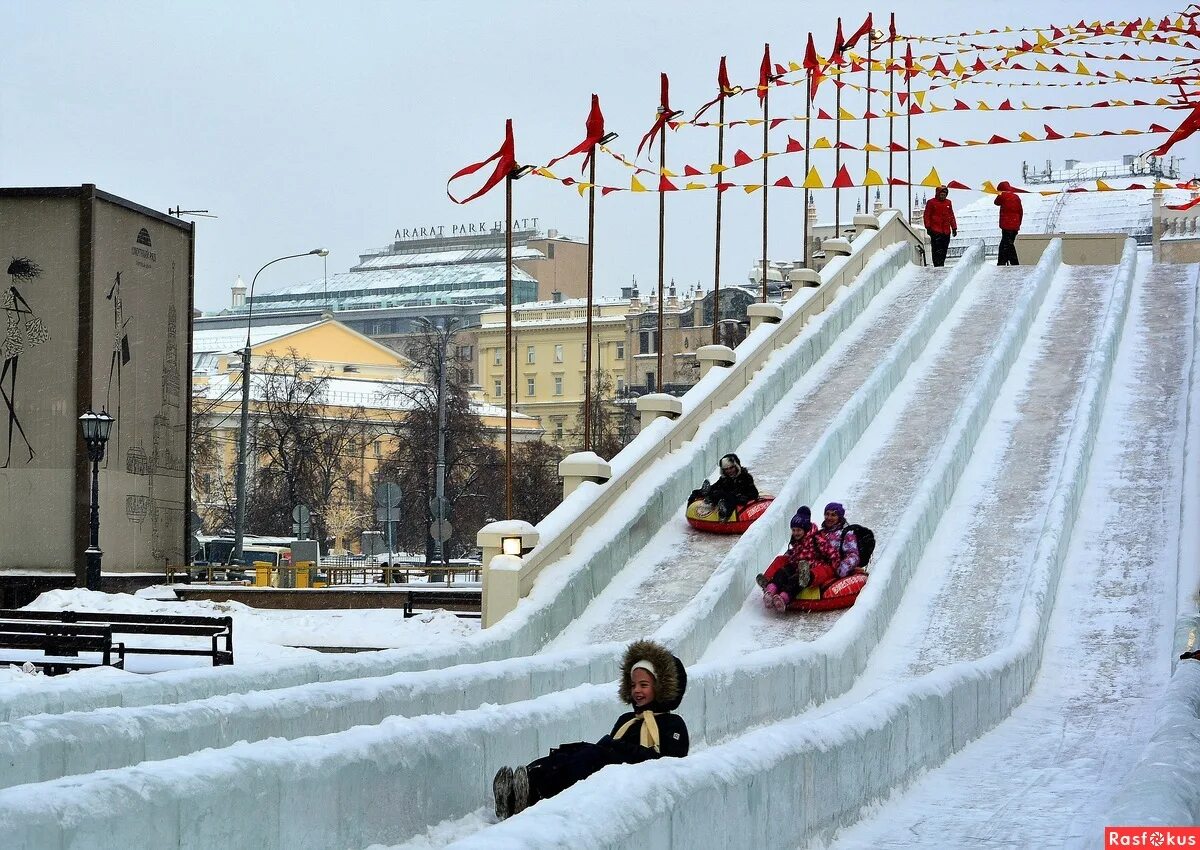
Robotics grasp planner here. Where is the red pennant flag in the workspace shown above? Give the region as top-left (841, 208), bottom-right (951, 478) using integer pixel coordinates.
top-left (1149, 123), bottom-right (1170, 133)
top-left (785, 136), bottom-right (804, 152)
top-left (864, 110), bottom-right (878, 119)
top-left (637, 73), bottom-right (673, 158)
top-left (832, 18), bottom-right (846, 66)
top-left (683, 164), bottom-right (703, 177)
top-left (1160, 15), bottom-right (1172, 30)
top-left (1052, 26), bottom-right (1065, 39)
top-left (844, 13), bottom-right (873, 52)
top-left (998, 99), bottom-right (1014, 111)
top-left (717, 181), bottom-right (734, 193)
top-left (733, 149), bottom-right (754, 167)
top-left (988, 134), bottom-right (1011, 144)
top-left (832, 164), bottom-right (855, 187)
top-left (1167, 196), bottom-right (1200, 211)
top-left (973, 56), bottom-right (988, 72)
top-left (1052, 63), bottom-right (1068, 73)
top-left (910, 104), bottom-right (924, 115)
top-left (836, 141), bottom-right (855, 149)
top-left (546, 94), bottom-right (606, 173)
top-left (850, 61), bottom-right (864, 73)
top-left (888, 12), bottom-right (897, 43)
top-left (817, 108), bottom-right (834, 120)
top-left (932, 56), bottom-right (949, 76)
top-left (898, 91), bottom-right (909, 106)
top-left (758, 43), bottom-right (772, 104)
top-left (447, 118), bottom-right (516, 204)
top-left (953, 99), bottom-right (970, 110)
top-left (774, 176), bottom-right (795, 188)
top-left (940, 138), bottom-right (961, 147)
top-left (889, 141), bottom-right (906, 151)
top-left (804, 33), bottom-right (824, 99)
top-left (1019, 38), bottom-right (1034, 51)
top-left (770, 117), bottom-right (787, 129)
top-left (1043, 124), bottom-right (1065, 140)
top-left (889, 176), bottom-right (908, 185)
top-left (601, 186), bottom-right (620, 196)
top-left (659, 176), bottom-right (678, 192)
top-left (904, 42), bottom-right (916, 81)
top-left (1121, 21), bottom-right (1137, 37)
top-left (947, 180), bottom-right (970, 190)
top-left (1151, 104), bottom-right (1200, 156)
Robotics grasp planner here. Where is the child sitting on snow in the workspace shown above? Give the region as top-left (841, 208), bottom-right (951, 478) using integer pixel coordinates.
top-left (492, 639), bottom-right (689, 820)
top-left (757, 506), bottom-right (838, 612)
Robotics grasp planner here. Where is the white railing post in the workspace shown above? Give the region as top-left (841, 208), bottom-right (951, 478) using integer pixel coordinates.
top-left (477, 520), bottom-right (539, 627)
top-left (696, 344), bottom-right (736, 378)
top-left (558, 451), bottom-right (613, 499)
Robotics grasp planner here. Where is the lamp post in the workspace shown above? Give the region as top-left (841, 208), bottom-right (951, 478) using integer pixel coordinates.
top-left (79, 408), bottom-right (114, 590)
top-left (232, 248), bottom-right (329, 566)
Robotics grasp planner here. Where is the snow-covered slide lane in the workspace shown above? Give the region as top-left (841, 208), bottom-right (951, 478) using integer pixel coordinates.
top-left (0, 240), bottom-right (913, 727)
top-left (441, 241), bottom-right (1137, 850)
top-left (0, 246), bottom-right (1034, 849)
top-left (826, 261), bottom-right (1198, 847)
top-left (554, 260), bottom-right (947, 648)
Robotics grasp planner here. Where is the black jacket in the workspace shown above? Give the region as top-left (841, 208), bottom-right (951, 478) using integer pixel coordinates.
top-left (706, 469), bottom-right (759, 507)
top-left (601, 639), bottom-right (690, 760)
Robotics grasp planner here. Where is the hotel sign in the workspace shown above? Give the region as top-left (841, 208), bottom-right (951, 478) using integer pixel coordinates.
top-left (394, 217), bottom-right (540, 241)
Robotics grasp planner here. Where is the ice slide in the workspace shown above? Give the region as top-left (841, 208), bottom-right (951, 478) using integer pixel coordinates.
top-left (3, 241), bottom-right (1191, 849)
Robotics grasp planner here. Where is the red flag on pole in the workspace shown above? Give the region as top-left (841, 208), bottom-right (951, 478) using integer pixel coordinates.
top-left (832, 18), bottom-right (846, 66)
top-left (758, 43), bottom-right (772, 103)
top-left (693, 56), bottom-right (731, 121)
top-left (804, 33), bottom-right (824, 99)
top-left (638, 73), bottom-right (673, 158)
top-left (446, 119), bottom-right (516, 204)
top-left (1150, 104), bottom-right (1200, 156)
top-left (904, 42), bottom-right (916, 81)
top-left (844, 13), bottom-right (874, 52)
top-left (889, 12), bottom-right (897, 42)
top-left (545, 94), bottom-right (606, 172)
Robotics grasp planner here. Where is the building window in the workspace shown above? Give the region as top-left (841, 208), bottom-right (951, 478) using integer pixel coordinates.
top-left (346, 479), bottom-right (357, 501)
top-left (527, 345), bottom-right (536, 364)
top-left (554, 375), bottom-right (564, 396)
top-left (494, 379), bottom-right (502, 397)
top-left (554, 344), bottom-right (564, 363)
top-left (526, 376), bottom-right (536, 396)
top-left (615, 341), bottom-right (625, 360)
top-left (493, 348), bottom-right (502, 366)
top-left (616, 377), bottom-right (625, 393)
top-left (639, 330), bottom-right (657, 355)
top-left (457, 344), bottom-right (474, 361)
top-left (581, 343), bottom-right (587, 362)
top-left (373, 441), bottom-right (382, 458)
top-left (552, 417), bottom-right (565, 440)
top-left (646, 371), bottom-right (656, 392)
top-left (547, 243), bottom-right (556, 259)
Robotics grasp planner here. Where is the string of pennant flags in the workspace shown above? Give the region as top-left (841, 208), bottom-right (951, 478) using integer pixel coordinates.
top-left (909, 12), bottom-right (1200, 42)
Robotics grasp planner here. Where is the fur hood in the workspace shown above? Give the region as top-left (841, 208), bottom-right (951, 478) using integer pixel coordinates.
top-left (618, 639), bottom-right (687, 711)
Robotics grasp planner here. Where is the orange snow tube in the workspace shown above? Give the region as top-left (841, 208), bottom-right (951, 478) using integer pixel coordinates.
top-left (686, 496), bottom-right (775, 534)
top-left (760, 554), bottom-right (867, 612)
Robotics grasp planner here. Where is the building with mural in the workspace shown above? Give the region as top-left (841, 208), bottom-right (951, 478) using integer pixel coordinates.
top-left (0, 186), bottom-right (193, 600)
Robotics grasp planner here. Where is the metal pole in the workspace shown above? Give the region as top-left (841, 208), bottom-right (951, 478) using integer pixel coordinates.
top-left (85, 455), bottom-right (102, 590)
top-left (865, 34), bottom-right (873, 212)
top-left (834, 72), bottom-right (842, 238)
top-left (761, 80), bottom-right (769, 303)
top-left (713, 95), bottom-right (725, 344)
top-left (907, 58), bottom-right (913, 220)
top-left (889, 32), bottom-right (896, 207)
top-left (434, 322), bottom-right (449, 565)
top-left (656, 116), bottom-right (666, 391)
top-left (505, 174), bottom-right (514, 519)
top-left (233, 342), bottom-right (251, 566)
top-left (803, 71), bottom-right (812, 268)
top-left (584, 150), bottom-right (596, 450)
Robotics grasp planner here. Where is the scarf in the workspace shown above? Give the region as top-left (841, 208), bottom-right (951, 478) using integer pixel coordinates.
top-left (613, 709), bottom-right (661, 753)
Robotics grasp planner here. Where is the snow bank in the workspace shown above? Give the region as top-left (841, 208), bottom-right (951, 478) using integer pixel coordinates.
top-left (1106, 658), bottom-right (1200, 827)
top-left (444, 241), bottom-right (1138, 850)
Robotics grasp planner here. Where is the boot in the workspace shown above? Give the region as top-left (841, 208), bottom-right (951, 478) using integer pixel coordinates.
top-left (773, 592), bottom-right (790, 612)
top-left (493, 766), bottom-right (514, 820)
top-left (513, 764), bottom-right (530, 815)
top-left (755, 573), bottom-right (768, 589)
top-left (717, 499), bottom-right (732, 521)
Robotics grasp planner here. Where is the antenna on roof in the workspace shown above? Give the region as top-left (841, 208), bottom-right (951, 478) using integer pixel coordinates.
top-left (168, 207), bottom-right (218, 219)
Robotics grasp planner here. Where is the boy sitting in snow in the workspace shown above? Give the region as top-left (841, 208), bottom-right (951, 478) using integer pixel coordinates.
top-left (492, 639), bottom-right (689, 819)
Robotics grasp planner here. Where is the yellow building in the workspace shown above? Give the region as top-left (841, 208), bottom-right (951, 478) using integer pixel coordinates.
top-left (475, 296), bottom-right (630, 446)
top-left (192, 318), bottom-right (542, 525)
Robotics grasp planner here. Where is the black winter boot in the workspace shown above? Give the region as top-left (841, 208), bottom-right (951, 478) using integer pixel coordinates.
top-left (493, 766), bottom-right (514, 820)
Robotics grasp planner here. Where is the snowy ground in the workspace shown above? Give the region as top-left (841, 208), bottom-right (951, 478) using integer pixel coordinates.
top-left (820, 262), bottom-right (1196, 849)
top-left (5, 587), bottom-right (476, 675)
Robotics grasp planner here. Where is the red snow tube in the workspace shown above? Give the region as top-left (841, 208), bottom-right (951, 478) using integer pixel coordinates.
top-left (686, 496), bottom-right (775, 534)
top-left (761, 555), bottom-right (867, 612)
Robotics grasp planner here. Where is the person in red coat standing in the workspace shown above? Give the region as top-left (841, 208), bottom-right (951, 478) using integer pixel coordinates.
top-left (922, 186), bottom-right (957, 267)
top-left (995, 181), bottom-right (1024, 266)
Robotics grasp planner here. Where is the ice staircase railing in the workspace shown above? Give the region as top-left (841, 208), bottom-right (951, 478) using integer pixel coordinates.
top-left (0, 242), bottom-right (986, 788)
top-left (482, 209), bottom-right (927, 624)
top-left (448, 240), bottom-right (1139, 850)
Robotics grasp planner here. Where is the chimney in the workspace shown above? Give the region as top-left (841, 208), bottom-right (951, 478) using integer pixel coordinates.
top-left (551, 289), bottom-right (563, 303)
top-left (231, 275), bottom-right (247, 308)
top-left (547, 228), bottom-right (558, 239)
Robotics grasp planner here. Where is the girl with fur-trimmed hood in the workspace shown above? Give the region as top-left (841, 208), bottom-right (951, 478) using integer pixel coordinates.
top-left (492, 639), bottom-right (689, 820)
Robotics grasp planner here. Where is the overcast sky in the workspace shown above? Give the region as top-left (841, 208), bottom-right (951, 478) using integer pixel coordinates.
top-left (3, 1), bottom-right (1191, 312)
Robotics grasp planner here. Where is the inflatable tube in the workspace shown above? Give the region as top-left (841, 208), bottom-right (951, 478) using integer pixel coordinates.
top-left (761, 554), bottom-right (867, 612)
top-left (686, 496), bottom-right (775, 534)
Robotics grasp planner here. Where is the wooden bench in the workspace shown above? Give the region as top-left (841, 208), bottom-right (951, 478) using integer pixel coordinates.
top-left (0, 610), bottom-right (234, 666)
top-left (402, 591), bottom-right (482, 619)
top-left (0, 622), bottom-right (126, 675)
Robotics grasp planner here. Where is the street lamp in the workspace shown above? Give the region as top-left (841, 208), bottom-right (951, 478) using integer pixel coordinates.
top-left (79, 407), bottom-right (114, 590)
top-left (232, 248), bottom-right (329, 566)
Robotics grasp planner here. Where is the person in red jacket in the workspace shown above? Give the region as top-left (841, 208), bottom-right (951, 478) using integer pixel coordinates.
top-left (995, 181), bottom-right (1024, 266)
top-left (922, 186), bottom-right (957, 267)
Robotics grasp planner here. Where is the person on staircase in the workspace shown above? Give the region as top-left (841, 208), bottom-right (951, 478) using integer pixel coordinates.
top-left (923, 185), bottom-right (958, 268)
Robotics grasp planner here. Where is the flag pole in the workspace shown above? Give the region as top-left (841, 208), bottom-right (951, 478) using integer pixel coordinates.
top-left (656, 108), bottom-right (667, 391)
top-left (906, 47), bottom-right (913, 220)
top-left (865, 36), bottom-right (873, 212)
top-left (713, 94), bottom-right (725, 344)
top-left (888, 17), bottom-right (896, 207)
top-left (803, 68), bottom-right (812, 268)
top-left (584, 150), bottom-right (596, 452)
top-left (834, 72), bottom-right (842, 239)
top-left (761, 65), bottom-right (770, 303)
top-left (504, 170), bottom-right (514, 519)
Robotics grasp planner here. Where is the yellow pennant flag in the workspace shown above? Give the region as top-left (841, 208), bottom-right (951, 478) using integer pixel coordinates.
top-left (1040, 190), bottom-right (1057, 196)
top-left (863, 143), bottom-right (885, 152)
top-left (839, 107), bottom-right (856, 121)
top-left (685, 182), bottom-right (707, 190)
top-left (981, 180), bottom-right (998, 194)
top-left (920, 166), bottom-right (943, 188)
top-left (953, 59), bottom-right (966, 76)
top-left (914, 90), bottom-right (927, 106)
top-left (1019, 131), bottom-right (1037, 141)
top-left (930, 104), bottom-right (947, 113)
top-left (965, 139), bottom-right (986, 146)
top-left (1155, 180), bottom-right (1174, 189)
top-left (812, 137), bottom-right (833, 149)
top-left (977, 100), bottom-right (992, 111)
top-left (745, 119), bottom-right (764, 127)
top-left (1035, 60), bottom-right (1051, 72)
top-left (1037, 29), bottom-right (1052, 46)
top-left (535, 167), bottom-right (558, 179)
top-left (1156, 98), bottom-right (1172, 105)
top-left (1075, 61), bottom-right (1089, 75)
top-left (915, 137), bottom-right (936, 151)
top-left (743, 184), bottom-right (762, 194)
top-left (871, 61), bottom-right (886, 73)
top-left (863, 168), bottom-right (885, 186)
top-left (1096, 180), bottom-right (1114, 191)
top-left (1115, 69), bottom-right (1129, 81)
top-left (710, 163), bottom-right (729, 174)
top-left (883, 110), bottom-right (901, 118)
top-left (661, 167), bottom-right (677, 178)
top-left (1071, 131), bottom-right (1089, 138)
top-left (1111, 100), bottom-right (1128, 107)
top-left (631, 175), bottom-right (648, 192)
top-left (802, 166), bottom-right (825, 189)
top-left (949, 80), bottom-right (960, 90)
top-left (577, 183), bottom-right (590, 197)
top-left (788, 61), bottom-right (801, 72)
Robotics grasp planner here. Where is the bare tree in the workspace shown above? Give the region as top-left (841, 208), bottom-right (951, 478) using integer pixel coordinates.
top-left (577, 369), bottom-right (629, 460)
top-left (510, 439), bottom-right (564, 524)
